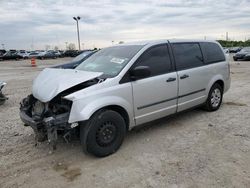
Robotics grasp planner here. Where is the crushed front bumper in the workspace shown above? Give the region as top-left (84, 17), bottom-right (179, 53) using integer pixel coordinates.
top-left (19, 95), bottom-right (72, 149)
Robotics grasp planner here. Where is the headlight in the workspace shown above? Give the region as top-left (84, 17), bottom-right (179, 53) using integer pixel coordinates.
top-left (32, 100), bottom-right (45, 116)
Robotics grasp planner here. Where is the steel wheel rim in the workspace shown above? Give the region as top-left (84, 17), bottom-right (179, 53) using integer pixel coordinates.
top-left (211, 88), bottom-right (221, 108)
top-left (96, 121), bottom-right (117, 147)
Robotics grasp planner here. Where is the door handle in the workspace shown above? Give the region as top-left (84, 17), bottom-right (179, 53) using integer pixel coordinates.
top-left (166, 77), bottom-right (176, 82)
top-left (180, 74), bottom-right (189, 79)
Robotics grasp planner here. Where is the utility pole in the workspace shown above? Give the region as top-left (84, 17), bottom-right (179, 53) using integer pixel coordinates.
top-left (65, 42), bottom-right (68, 50)
top-left (73, 16), bottom-right (81, 50)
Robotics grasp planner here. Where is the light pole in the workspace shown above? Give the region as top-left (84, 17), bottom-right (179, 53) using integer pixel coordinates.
top-left (65, 42), bottom-right (68, 50)
top-left (73, 16), bottom-right (81, 50)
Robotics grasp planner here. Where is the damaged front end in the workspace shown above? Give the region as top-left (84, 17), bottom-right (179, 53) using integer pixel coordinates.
top-left (20, 76), bottom-right (104, 149)
top-left (20, 94), bottom-right (73, 149)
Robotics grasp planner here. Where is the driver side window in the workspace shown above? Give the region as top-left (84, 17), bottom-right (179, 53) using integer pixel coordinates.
top-left (135, 44), bottom-right (172, 78)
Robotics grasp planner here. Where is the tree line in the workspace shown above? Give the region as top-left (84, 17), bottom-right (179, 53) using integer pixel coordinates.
top-left (217, 40), bottom-right (250, 47)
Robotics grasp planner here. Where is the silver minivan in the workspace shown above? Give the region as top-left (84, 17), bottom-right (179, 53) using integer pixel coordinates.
top-left (20, 39), bottom-right (230, 157)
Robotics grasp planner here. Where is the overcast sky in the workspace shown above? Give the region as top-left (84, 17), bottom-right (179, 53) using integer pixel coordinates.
top-left (0, 0), bottom-right (250, 50)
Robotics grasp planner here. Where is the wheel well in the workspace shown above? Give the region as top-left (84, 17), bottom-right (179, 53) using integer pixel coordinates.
top-left (101, 105), bottom-right (130, 130)
top-left (214, 80), bottom-right (224, 91)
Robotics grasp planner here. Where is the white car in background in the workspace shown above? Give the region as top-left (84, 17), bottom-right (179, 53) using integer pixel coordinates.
top-left (17, 50), bottom-right (29, 59)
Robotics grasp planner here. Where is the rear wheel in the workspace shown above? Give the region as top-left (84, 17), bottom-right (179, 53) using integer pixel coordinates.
top-left (80, 110), bottom-right (126, 157)
top-left (204, 83), bottom-right (223, 111)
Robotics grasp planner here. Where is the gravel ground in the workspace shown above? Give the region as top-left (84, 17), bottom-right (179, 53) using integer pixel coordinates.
top-left (0, 56), bottom-right (250, 188)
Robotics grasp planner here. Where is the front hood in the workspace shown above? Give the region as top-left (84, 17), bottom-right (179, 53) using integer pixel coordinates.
top-left (32, 68), bottom-right (102, 102)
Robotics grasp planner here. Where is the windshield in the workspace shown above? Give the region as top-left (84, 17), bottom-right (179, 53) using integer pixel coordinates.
top-left (72, 51), bottom-right (93, 63)
top-left (76, 45), bottom-right (143, 77)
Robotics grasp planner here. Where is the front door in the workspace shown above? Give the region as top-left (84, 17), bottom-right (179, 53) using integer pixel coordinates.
top-left (131, 44), bottom-right (178, 125)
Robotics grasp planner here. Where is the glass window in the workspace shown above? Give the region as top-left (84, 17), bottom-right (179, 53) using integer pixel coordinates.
top-left (76, 45), bottom-right (143, 77)
top-left (172, 43), bottom-right (203, 70)
top-left (72, 51), bottom-right (93, 63)
top-left (200, 42), bottom-right (225, 64)
top-left (135, 44), bottom-right (172, 77)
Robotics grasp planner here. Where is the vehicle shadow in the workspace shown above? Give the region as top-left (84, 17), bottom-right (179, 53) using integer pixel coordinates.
top-left (128, 107), bottom-right (206, 136)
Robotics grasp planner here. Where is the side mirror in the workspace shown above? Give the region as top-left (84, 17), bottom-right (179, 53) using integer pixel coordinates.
top-left (130, 66), bottom-right (151, 80)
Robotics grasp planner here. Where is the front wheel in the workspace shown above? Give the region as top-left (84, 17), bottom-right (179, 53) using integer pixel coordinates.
top-left (204, 83), bottom-right (223, 111)
top-left (80, 110), bottom-right (126, 157)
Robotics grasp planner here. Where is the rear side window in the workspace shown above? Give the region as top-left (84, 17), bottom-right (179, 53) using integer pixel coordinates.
top-left (135, 44), bottom-right (172, 77)
top-left (200, 42), bottom-right (225, 64)
top-left (172, 43), bottom-right (203, 71)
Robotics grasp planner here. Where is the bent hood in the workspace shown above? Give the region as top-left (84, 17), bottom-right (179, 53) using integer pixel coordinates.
top-left (32, 68), bottom-right (102, 102)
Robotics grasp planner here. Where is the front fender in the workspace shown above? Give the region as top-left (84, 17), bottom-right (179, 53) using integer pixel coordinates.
top-left (68, 96), bottom-right (135, 128)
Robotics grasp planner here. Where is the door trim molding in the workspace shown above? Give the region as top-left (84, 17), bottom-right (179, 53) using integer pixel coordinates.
top-left (137, 88), bottom-right (205, 110)
top-left (178, 88), bottom-right (206, 98)
top-left (137, 97), bottom-right (177, 110)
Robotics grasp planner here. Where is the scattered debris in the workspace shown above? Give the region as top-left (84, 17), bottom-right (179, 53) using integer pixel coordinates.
top-left (13, 133), bottom-right (22, 137)
top-left (208, 123), bottom-right (214, 127)
top-left (233, 134), bottom-right (249, 138)
top-left (224, 102), bottom-right (247, 106)
top-left (62, 168), bottom-right (81, 181)
top-left (53, 162), bottom-right (68, 171)
top-left (155, 171), bottom-right (160, 175)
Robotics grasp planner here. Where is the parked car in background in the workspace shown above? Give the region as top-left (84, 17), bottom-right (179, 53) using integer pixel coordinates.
top-left (229, 47), bottom-right (242, 53)
top-left (0, 51), bottom-right (22, 60)
top-left (17, 50), bottom-right (29, 59)
top-left (52, 51), bottom-right (63, 57)
top-left (233, 47), bottom-right (250, 61)
top-left (223, 48), bottom-right (229, 54)
top-left (37, 51), bottom-right (58, 59)
top-left (0, 49), bottom-right (6, 56)
top-left (20, 39), bottom-right (230, 157)
top-left (28, 52), bottom-right (41, 59)
top-left (53, 50), bottom-right (97, 69)
top-left (63, 50), bottom-right (79, 57)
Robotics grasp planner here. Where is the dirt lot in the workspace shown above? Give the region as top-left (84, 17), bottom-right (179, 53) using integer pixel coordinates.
top-left (0, 56), bottom-right (250, 188)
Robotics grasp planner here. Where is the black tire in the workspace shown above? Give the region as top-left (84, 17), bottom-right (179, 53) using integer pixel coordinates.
top-left (204, 83), bottom-right (223, 111)
top-left (80, 109), bottom-right (126, 157)
top-left (0, 99), bottom-right (5, 105)
top-left (233, 57), bottom-right (237, 61)
top-left (0, 93), bottom-right (7, 105)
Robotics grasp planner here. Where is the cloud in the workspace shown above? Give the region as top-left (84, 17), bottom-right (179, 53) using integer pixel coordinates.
top-left (0, 0), bottom-right (249, 50)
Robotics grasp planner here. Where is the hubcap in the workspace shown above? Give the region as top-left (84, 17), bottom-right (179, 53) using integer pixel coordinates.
top-left (211, 88), bottom-right (221, 108)
top-left (96, 121), bottom-right (116, 147)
